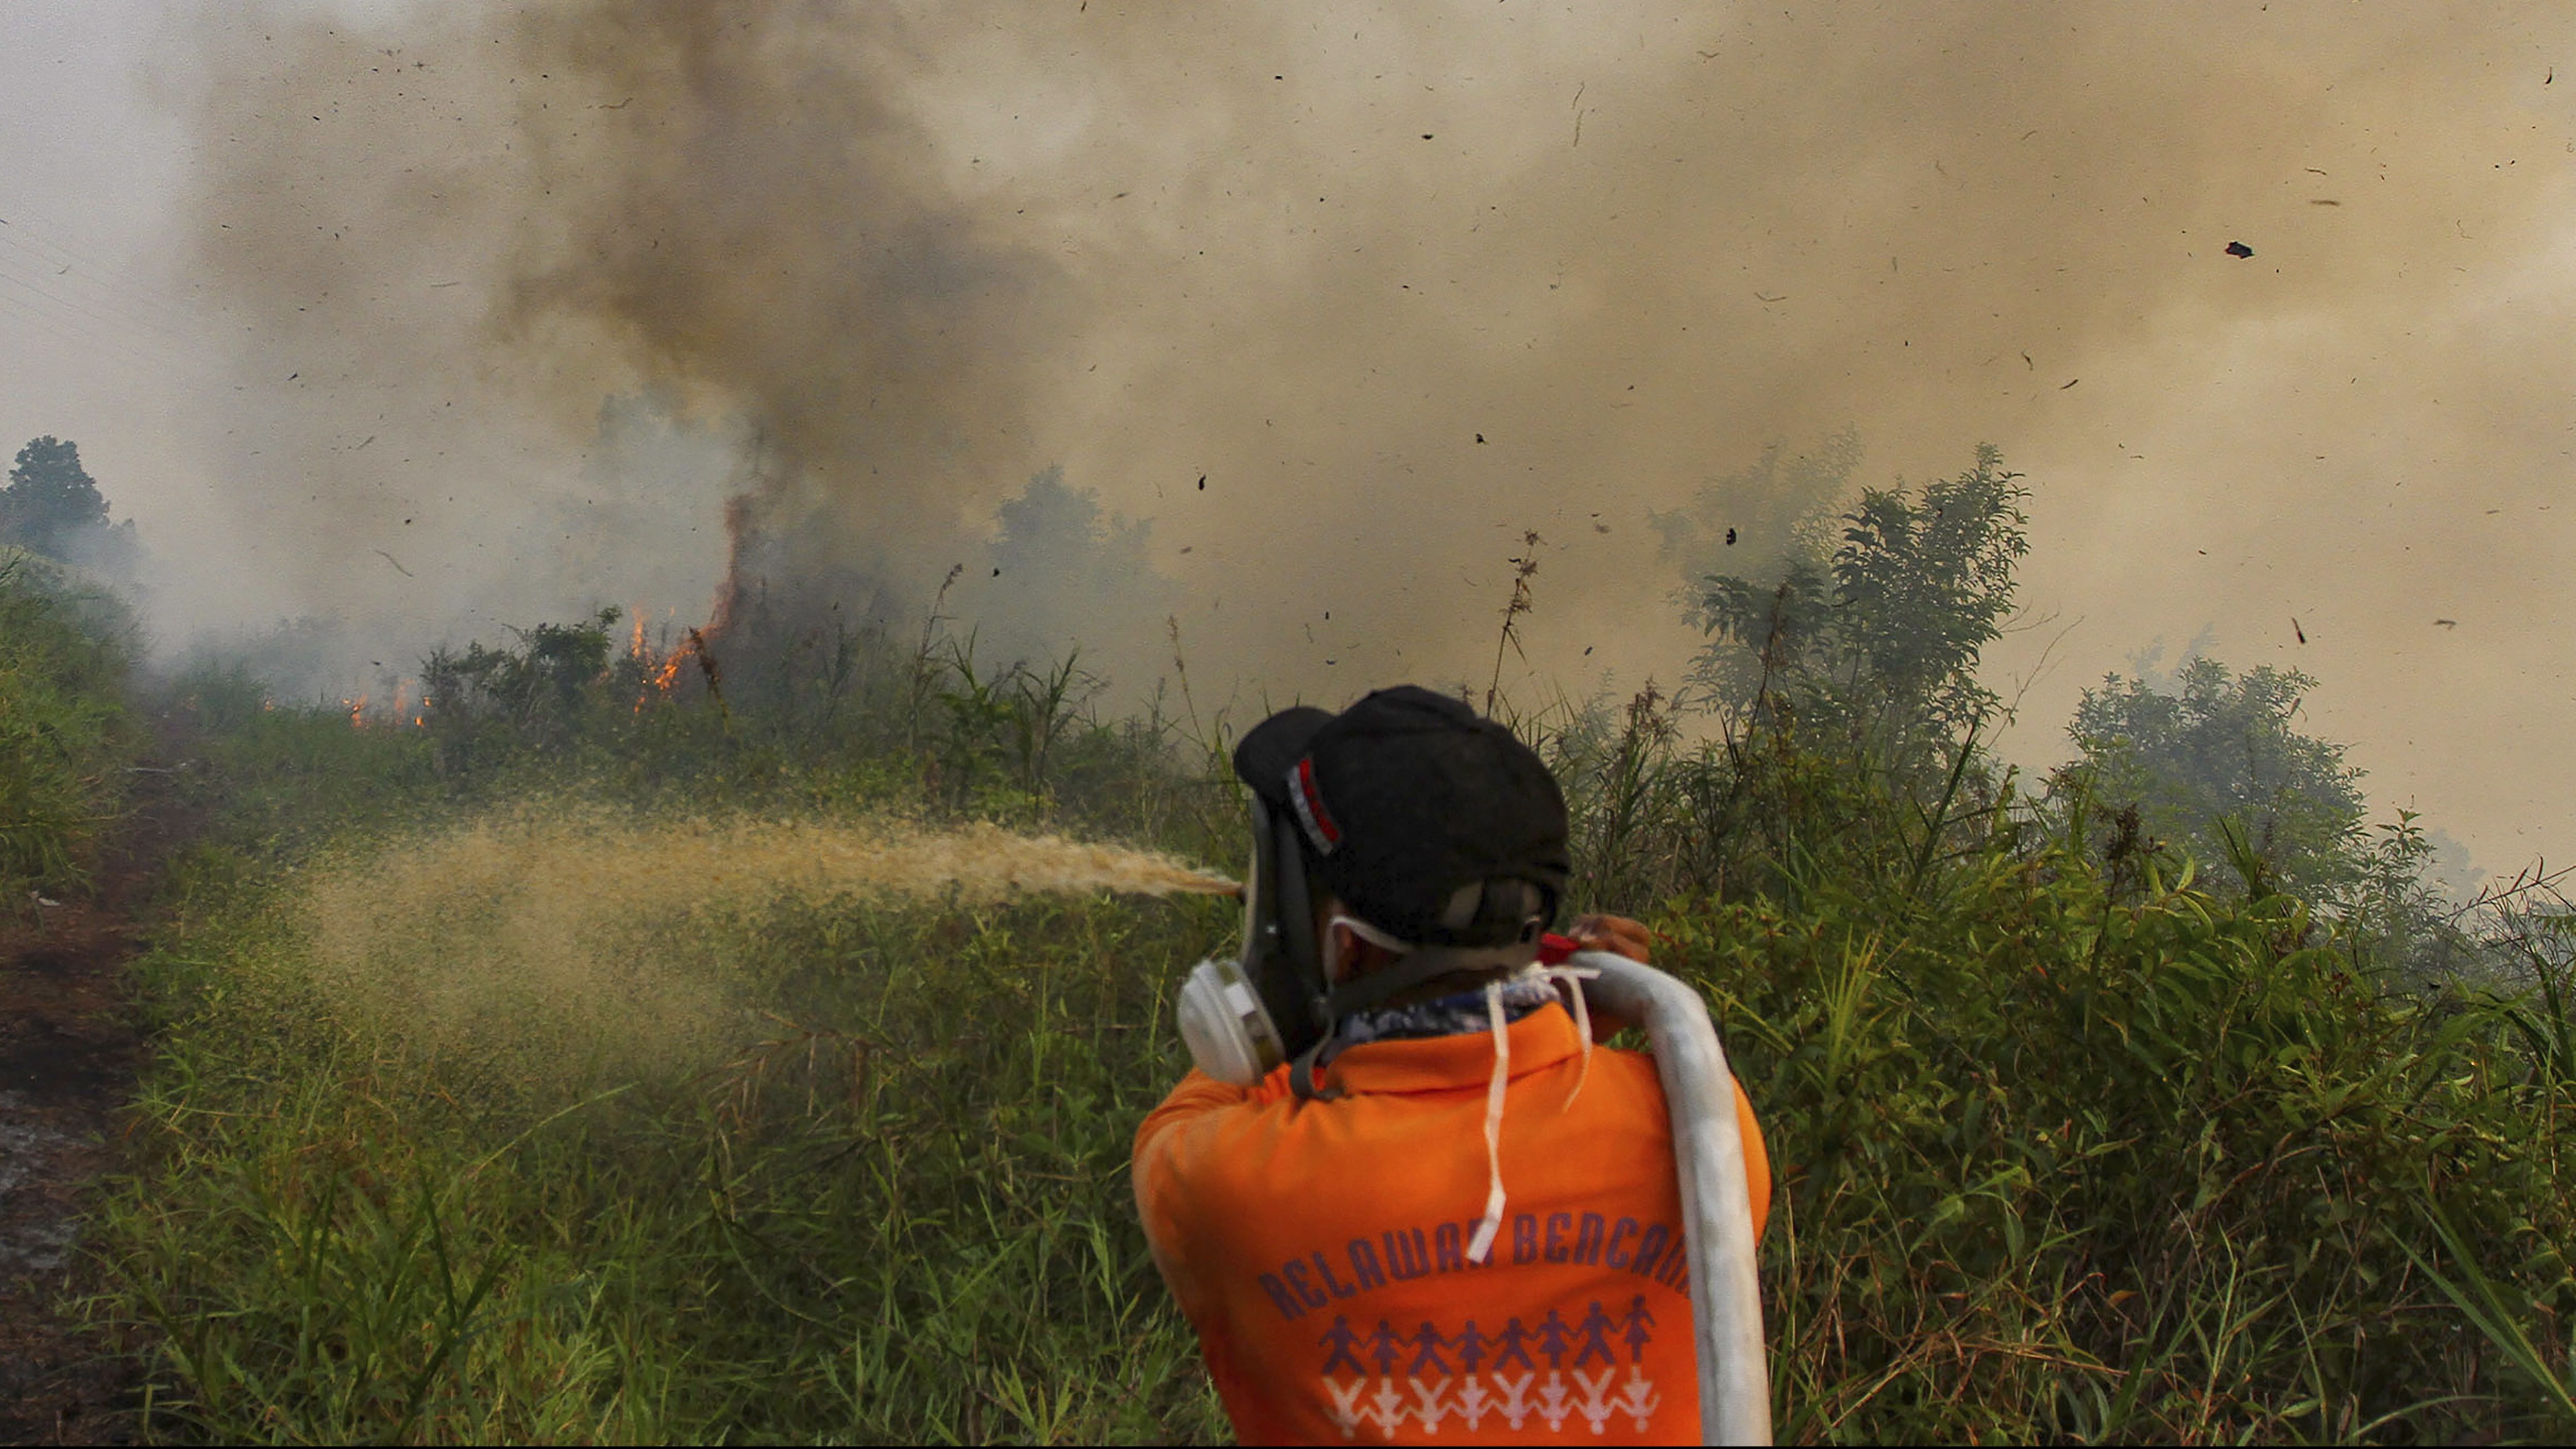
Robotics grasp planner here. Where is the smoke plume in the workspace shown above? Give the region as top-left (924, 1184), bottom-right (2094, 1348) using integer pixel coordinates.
top-left (171, 2), bottom-right (2576, 857)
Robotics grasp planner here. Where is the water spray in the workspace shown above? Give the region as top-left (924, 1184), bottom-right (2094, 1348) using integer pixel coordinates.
top-left (301, 806), bottom-right (1239, 1088)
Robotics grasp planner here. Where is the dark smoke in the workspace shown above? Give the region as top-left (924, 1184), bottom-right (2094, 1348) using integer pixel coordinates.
top-left (171, 3), bottom-right (2576, 855)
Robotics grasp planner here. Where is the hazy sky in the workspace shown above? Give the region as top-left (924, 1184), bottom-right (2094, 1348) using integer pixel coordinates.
top-left (3, 2), bottom-right (2571, 882)
top-left (0, 7), bottom-right (200, 575)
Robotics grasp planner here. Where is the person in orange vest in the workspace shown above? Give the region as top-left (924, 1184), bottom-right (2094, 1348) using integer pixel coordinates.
top-left (1134, 685), bottom-right (1769, 1445)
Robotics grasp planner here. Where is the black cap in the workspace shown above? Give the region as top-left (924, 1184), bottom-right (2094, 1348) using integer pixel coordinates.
top-left (1234, 685), bottom-right (1568, 946)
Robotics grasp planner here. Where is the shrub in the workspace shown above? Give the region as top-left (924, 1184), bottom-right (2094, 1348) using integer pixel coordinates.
top-left (0, 551), bottom-right (140, 901)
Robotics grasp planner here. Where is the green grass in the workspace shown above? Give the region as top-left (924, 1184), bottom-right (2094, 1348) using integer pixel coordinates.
top-left (77, 601), bottom-right (2576, 1443)
top-left (101, 823), bottom-right (1234, 1443)
top-left (0, 550), bottom-right (142, 902)
top-left (1679, 845), bottom-right (2575, 1440)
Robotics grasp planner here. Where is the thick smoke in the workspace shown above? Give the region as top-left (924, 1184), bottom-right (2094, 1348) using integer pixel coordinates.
top-left (171, 3), bottom-right (2576, 856)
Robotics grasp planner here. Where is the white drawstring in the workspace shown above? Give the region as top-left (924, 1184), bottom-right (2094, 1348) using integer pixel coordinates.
top-left (1465, 979), bottom-right (1512, 1264)
top-left (1537, 961), bottom-right (1601, 1106)
top-left (1461, 961), bottom-right (1602, 1263)
top-left (1329, 920), bottom-right (1607, 1267)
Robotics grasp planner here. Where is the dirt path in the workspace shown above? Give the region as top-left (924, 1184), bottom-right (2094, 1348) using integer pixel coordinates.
top-left (0, 772), bottom-right (191, 1444)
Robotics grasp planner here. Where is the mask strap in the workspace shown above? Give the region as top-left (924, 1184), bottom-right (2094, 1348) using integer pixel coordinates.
top-left (1320, 925), bottom-right (1534, 1020)
top-left (1464, 979), bottom-right (1512, 1264)
top-left (1321, 912), bottom-right (1405, 996)
top-left (1299, 914), bottom-right (1547, 1104)
top-left (1333, 913), bottom-right (1413, 956)
top-left (1288, 1036), bottom-right (1346, 1101)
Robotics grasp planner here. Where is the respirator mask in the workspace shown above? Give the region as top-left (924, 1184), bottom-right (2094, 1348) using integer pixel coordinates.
top-left (1174, 795), bottom-right (1324, 1087)
top-left (1175, 794), bottom-right (1553, 1093)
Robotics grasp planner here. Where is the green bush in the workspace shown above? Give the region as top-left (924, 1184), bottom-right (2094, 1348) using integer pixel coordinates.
top-left (1673, 837), bottom-right (2574, 1441)
top-left (0, 550), bottom-right (140, 900)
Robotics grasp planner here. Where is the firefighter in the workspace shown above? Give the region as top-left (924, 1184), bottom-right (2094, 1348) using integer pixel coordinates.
top-left (1134, 685), bottom-right (1769, 1444)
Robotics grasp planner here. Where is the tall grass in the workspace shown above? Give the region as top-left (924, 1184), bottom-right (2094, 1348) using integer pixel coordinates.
top-left (1526, 671), bottom-right (2576, 1440)
top-left (1680, 844), bottom-right (2572, 1440)
top-left (0, 549), bottom-right (141, 902)
top-left (83, 596), bottom-right (2576, 1443)
top-left (104, 808), bottom-right (1235, 1442)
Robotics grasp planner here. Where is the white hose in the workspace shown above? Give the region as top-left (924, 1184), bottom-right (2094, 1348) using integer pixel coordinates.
top-left (1569, 951), bottom-right (1771, 1446)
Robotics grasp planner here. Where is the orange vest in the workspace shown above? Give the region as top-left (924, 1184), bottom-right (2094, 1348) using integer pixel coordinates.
top-left (1133, 1002), bottom-right (1770, 1445)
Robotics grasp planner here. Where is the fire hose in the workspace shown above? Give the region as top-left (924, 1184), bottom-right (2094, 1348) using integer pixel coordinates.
top-left (1566, 948), bottom-right (1771, 1446)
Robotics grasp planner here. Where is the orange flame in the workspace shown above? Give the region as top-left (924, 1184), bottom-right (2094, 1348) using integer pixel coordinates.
top-left (625, 605), bottom-right (697, 711)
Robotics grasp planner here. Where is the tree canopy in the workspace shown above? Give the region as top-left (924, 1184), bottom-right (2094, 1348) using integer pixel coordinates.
top-left (2067, 655), bottom-right (2368, 898)
top-left (979, 465), bottom-right (1172, 671)
top-left (0, 436), bottom-right (109, 557)
top-left (1687, 443), bottom-right (2029, 756)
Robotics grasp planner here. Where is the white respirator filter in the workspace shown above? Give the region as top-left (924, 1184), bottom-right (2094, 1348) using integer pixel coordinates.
top-left (1175, 954), bottom-right (1289, 1086)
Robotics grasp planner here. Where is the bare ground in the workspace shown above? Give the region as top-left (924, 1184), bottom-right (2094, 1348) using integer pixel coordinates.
top-left (0, 776), bottom-right (191, 1444)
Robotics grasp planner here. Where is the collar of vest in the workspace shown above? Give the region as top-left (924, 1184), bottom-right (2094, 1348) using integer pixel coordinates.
top-left (1311, 1000), bottom-right (1583, 1096)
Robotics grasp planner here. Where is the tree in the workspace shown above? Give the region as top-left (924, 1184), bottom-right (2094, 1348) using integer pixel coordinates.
top-left (1689, 443), bottom-right (2030, 755)
top-left (0, 436), bottom-right (109, 557)
top-left (2065, 655), bottom-right (2367, 899)
top-left (421, 608), bottom-right (624, 766)
top-left (1647, 445), bottom-right (2028, 896)
top-left (978, 465), bottom-right (1173, 673)
top-left (1650, 428), bottom-right (1864, 613)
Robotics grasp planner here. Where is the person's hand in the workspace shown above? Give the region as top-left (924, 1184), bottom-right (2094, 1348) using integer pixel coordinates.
top-left (1557, 914), bottom-right (1655, 1038)
top-left (1564, 913), bottom-right (1654, 964)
